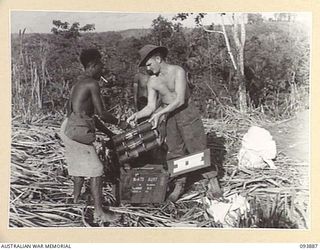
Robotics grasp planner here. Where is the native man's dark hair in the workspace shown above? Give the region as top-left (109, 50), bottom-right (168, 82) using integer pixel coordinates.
top-left (80, 49), bottom-right (102, 68)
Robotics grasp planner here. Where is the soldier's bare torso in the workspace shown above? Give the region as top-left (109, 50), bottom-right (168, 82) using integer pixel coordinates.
top-left (149, 65), bottom-right (190, 105)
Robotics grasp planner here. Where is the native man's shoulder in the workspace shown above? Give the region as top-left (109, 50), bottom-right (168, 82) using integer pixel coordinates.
top-left (74, 77), bottom-right (100, 92)
top-left (79, 77), bottom-right (99, 86)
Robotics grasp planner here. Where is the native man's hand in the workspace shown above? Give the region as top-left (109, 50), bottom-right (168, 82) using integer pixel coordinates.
top-left (118, 120), bottom-right (131, 130)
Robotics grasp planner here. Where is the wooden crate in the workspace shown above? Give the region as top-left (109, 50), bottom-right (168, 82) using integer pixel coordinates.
top-left (119, 164), bottom-right (169, 204)
top-left (167, 149), bottom-right (211, 177)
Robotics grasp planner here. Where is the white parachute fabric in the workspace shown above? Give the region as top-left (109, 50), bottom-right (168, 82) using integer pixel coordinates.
top-left (238, 126), bottom-right (277, 169)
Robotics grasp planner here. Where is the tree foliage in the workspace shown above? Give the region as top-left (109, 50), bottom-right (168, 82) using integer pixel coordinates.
top-left (11, 15), bottom-right (310, 120)
top-left (51, 20), bottom-right (95, 38)
top-left (150, 15), bottom-right (174, 46)
top-left (247, 13), bottom-right (264, 24)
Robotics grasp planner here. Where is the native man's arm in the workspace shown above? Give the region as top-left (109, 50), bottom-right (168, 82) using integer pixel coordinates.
top-left (90, 81), bottom-right (118, 125)
top-left (66, 86), bottom-right (74, 117)
top-left (66, 99), bottom-right (72, 117)
top-left (93, 116), bottom-right (115, 138)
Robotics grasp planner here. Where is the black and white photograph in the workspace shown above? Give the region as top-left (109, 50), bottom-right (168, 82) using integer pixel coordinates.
top-left (10, 11), bottom-right (311, 229)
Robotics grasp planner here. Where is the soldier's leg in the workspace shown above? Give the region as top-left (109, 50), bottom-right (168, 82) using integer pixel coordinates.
top-left (166, 176), bottom-right (187, 202)
top-left (199, 167), bottom-right (223, 199)
top-left (180, 117), bottom-right (222, 199)
top-left (165, 114), bottom-right (187, 160)
top-left (165, 115), bottom-right (187, 202)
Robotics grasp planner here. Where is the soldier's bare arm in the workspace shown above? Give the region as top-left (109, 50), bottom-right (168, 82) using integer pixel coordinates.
top-left (149, 67), bottom-right (187, 128)
top-left (127, 79), bottom-right (157, 123)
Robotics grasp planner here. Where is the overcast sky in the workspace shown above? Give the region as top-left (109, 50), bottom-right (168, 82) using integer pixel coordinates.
top-left (10, 11), bottom-right (311, 34)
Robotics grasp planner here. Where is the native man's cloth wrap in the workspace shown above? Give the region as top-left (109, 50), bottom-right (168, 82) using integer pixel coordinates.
top-left (60, 115), bottom-right (103, 177)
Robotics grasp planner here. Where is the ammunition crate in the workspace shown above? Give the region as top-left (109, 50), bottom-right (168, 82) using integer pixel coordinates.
top-left (119, 164), bottom-right (169, 204)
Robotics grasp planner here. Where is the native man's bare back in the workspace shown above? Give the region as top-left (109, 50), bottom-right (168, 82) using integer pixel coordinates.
top-left (70, 79), bottom-right (96, 116)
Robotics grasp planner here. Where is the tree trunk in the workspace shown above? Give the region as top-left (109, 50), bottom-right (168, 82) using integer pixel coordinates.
top-left (232, 13), bottom-right (247, 113)
top-left (200, 13), bottom-right (247, 112)
top-left (220, 15), bottom-right (237, 71)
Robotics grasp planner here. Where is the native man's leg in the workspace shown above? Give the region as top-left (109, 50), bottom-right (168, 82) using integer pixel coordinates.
top-left (73, 176), bottom-right (84, 203)
top-left (90, 176), bottom-right (118, 222)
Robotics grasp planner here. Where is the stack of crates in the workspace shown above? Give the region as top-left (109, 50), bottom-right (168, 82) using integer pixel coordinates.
top-left (112, 121), bottom-right (167, 203)
top-left (112, 121), bottom-right (212, 204)
top-left (112, 121), bottom-right (161, 164)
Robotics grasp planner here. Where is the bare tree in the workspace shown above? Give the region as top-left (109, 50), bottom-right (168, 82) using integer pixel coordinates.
top-left (198, 13), bottom-right (248, 112)
top-left (231, 13), bottom-right (247, 112)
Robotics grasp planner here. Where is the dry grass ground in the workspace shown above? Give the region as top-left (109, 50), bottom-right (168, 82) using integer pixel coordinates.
top-left (10, 109), bottom-right (309, 228)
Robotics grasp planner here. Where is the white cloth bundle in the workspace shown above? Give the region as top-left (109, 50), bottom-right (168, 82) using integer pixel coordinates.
top-left (238, 126), bottom-right (277, 169)
top-left (202, 194), bottom-right (250, 227)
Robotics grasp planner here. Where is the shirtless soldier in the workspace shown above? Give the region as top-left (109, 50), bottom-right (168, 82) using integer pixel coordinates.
top-left (60, 49), bottom-right (129, 222)
top-left (127, 44), bottom-right (222, 202)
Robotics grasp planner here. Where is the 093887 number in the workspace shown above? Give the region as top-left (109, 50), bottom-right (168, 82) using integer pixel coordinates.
top-left (300, 244), bottom-right (318, 248)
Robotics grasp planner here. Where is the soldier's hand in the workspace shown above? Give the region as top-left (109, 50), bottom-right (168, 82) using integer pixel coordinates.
top-left (127, 113), bottom-right (138, 125)
top-left (149, 113), bottom-right (163, 129)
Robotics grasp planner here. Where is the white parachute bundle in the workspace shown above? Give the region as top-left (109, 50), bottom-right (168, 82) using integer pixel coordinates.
top-left (202, 194), bottom-right (250, 227)
top-left (238, 126), bottom-right (277, 170)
